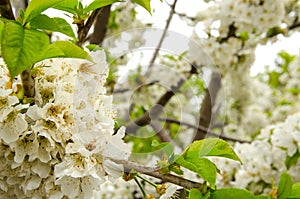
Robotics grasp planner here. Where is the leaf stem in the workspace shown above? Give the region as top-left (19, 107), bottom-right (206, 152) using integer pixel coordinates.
top-left (134, 178), bottom-right (147, 197)
top-left (137, 174), bottom-right (157, 188)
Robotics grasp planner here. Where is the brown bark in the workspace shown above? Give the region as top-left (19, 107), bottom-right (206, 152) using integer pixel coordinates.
top-left (194, 71), bottom-right (221, 140)
top-left (89, 5), bottom-right (111, 45)
top-left (0, 0), bottom-right (14, 19)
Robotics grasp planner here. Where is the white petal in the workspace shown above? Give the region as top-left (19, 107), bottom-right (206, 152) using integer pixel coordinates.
top-left (25, 176), bottom-right (42, 190)
top-left (0, 124), bottom-right (18, 144)
top-left (103, 159), bottom-right (124, 181)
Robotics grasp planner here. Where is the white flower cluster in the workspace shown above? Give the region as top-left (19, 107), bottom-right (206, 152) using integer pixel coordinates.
top-left (0, 51), bottom-right (130, 198)
top-left (212, 111), bottom-right (300, 194)
top-left (219, 0), bottom-right (285, 34)
top-left (187, 0), bottom-right (299, 141)
top-left (188, 0), bottom-right (286, 75)
top-left (103, 2), bottom-right (146, 50)
top-left (222, 55), bottom-right (300, 140)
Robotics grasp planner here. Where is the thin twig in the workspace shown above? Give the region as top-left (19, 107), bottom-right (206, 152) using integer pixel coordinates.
top-left (77, 8), bottom-right (103, 46)
top-left (150, 120), bottom-right (173, 143)
top-left (160, 117), bottom-right (251, 143)
top-left (146, 0), bottom-right (178, 71)
top-left (289, 21), bottom-right (300, 30)
top-left (112, 159), bottom-right (204, 190)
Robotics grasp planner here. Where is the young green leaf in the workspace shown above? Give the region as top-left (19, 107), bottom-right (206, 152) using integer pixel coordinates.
top-left (278, 172), bottom-right (293, 199)
top-left (288, 182), bottom-right (300, 199)
top-left (1, 21), bottom-right (49, 77)
top-left (253, 195), bottom-right (268, 199)
top-left (211, 188), bottom-right (254, 199)
top-left (23, 0), bottom-right (62, 23)
top-left (0, 20), bottom-right (4, 43)
top-left (132, 0), bottom-right (151, 14)
top-left (176, 156), bottom-right (217, 189)
top-left (29, 14), bottom-right (76, 39)
top-left (184, 138), bottom-right (241, 163)
top-left (151, 140), bottom-right (174, 157)
top-left (52, 0), bottom-right (79, 15)
top-left (189, 189), bottom-right (203, 199)
top-left (285, 151), bottom-right (300, 169)
top-left (85, 44), bottom-right (103, 52)
top-left (84, 0), bottom-right (121, 13)
top-left (38, 41), bottom-right (91, 62)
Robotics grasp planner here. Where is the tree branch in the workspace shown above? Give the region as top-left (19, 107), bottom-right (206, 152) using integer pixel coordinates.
top-left (194, 71), bottom-right (221, 141)
top-left (150, 120), bottom-right (173, 143)
top-left (289, 21), bottom-right (300, 30)
top-left (0, 0), bottom-right (14, 19)
top-left (160, 117), bottom-right (250, 143)
top-left (77, 8), bottom-right (103, 46)
top-left (146, 0), bottom-right (178, 72)
top-left (124, 68), bottom-right (196, 135)
top-left (112, 159), bottom-right (204, 190)
top-left (89, 5), bottom-right (111, 45)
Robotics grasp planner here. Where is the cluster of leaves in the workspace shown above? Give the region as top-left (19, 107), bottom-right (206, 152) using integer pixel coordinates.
top-left (266, 51), bottom-right (296, 89)
top-left (0, 0), bottom-right (126, 78)
top-left (169, 139), bottom-right (300, 199)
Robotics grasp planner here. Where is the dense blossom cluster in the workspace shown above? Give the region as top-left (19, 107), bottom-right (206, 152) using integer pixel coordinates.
top-left (211, 110), bottom-right (300, 194)
top-left (186, 0), bottom-right (300, 194)
top-left (0, 51), bottom-right (130, 198)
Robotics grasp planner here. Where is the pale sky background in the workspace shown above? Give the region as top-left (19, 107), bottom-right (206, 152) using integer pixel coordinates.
top-left (45, 0), bottom-right (299, 76)
top-left (135, 0), bottom-right (300, 75)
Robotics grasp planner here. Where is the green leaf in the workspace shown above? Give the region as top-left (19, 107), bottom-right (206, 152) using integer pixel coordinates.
top-left (0, 20), bottom-right (4, 43)
top-left (38, 41), bottom-right (91, 61)
top-left (176, 156), bottom-right (217, 189)
top-left (23, 0), bottom-right (63, 23)
top-left (268, 71), bottom-right (281, 88)
top-left (84, 0), bottom-right (121, 13)
top-left (278, 172), bottom-right (293, 199)
top-left (29, 14), bottom-right (76, 39)
top-left (132, 0), bottom-right (151, 14)
top-left (211, 188), bottom-right (254, 199)
top-left (52, 0), bottom-right (79, 14)
top-left (184, 138), bottom-right (241, 163)
top-left (253, 196), bottom-right (268, 199)
top-left (169, 163), bottom-right (184, 175)
top-left (189, 189), bottom-right (202, 199)
top-left (285, 151), bottom-right (300, 169)
top-left (239, 31), bottom-right (249, 41)
top-left (151, 140), bottom-right (174, 157)
top-left (1, 21), bottom-right (49, 77)
top-left (85, 44), bottom-right (103, 52)
top-left (288, 182), bottom-right (300, 199)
